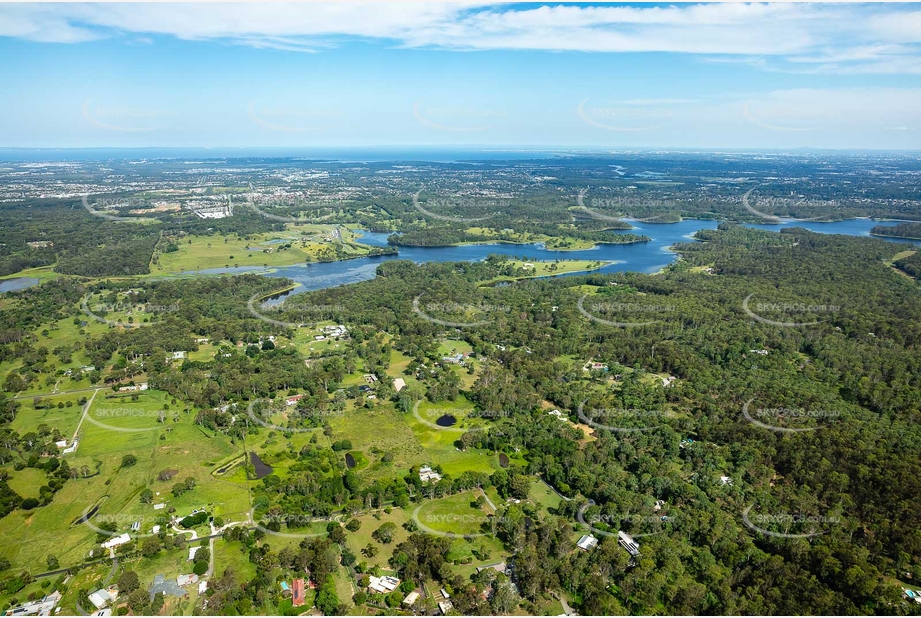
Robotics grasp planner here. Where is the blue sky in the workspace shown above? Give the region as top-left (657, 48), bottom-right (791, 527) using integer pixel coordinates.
top-left (1, 2), bottom-right (920, 149)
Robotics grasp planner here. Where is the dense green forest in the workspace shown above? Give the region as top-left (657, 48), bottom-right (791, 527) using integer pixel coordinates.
top-left (872, 222), bottom-right (921, 240)
top-left (3, 221), bottom-right (919, 614)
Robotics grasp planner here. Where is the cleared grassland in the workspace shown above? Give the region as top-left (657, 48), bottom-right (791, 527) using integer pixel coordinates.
top-left (405, 400), bottom-right (498, 478)
top-left (6, 468), bottom-right (47, 499)
top-left (153, 225), bottom-right (379, 275)
top-left (528, 478), bottom-right (563, 511)
top-left (10, 396), bottom-right (85, 436)
top-left (324, 400), bottom-right (498, 481)
top-left (413, 491), bottom-right (491, 537)
top-left (214, 537), bottom-right (258, 580)
top-left (155, 233), bottom-right (313, 273)
top-left (0, 390), bottom-right (249, 572)
top-left (327, 405), bottom-right (424, 480)
top-left (478, 258), bottom-right (612, 284)
top-left (344, 509), bottom-right (411, 571)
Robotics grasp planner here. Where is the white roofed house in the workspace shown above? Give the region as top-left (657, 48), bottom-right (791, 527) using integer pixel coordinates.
top-left (618, 531), bottom-right (641, 557)
top-left (577, 534), bottom-right (598, 551)
top-left (101, 533), bottom-right (131, 550)
top-left (367, 575), bottom-right (400, 594)
top-left (419, 465), bottom-right (442, 483)
top-left (402, 591), bottom-right (420, 606)
top-left (5, 590), bottom-right (62, 616)
top-left (547, 409), bottom-right (567, 421)
top-left (87, 589), bottom-right (117, 610)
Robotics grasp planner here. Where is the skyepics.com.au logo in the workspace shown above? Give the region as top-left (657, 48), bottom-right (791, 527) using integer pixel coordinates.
top-left (85, 406), bottom-right (170, 434)
top-left (741, 399), bottom-right (841, 433)
top-left (578, 294), bottom-right (674, 327)
top-left (577, 98), bottom-right (686, 132)
top-left (742, 294), bottom-right (840, 327)
top-left (81, 294), bottom-right (179, 328)
top-left (742, 99), bottom-right (823, 133)
top-left (410, 506), bottom-right (504, 539)
top-left (251, 511), bottom-right (330, 539)
top-left (248, 100), bottom-right (342, 133)
top-left (576, 190), bottom-right (677, 224)
top-left (412, 101), bottom-right (507, 132)
top-left (411, 401), bottom-right (507, 434)
top-left (244, 183), bottom-right (343, 223)
top-left (81, 512), bottom-right (166, 541)
top-left (412, 294), bottom-right (510, 328)
top-left (577, 502), bottom-right (672, 539)
top-left (741, 186), bottom-right (830, 223)
top-left (742, 505), bottom-right (840, 539)
top-left (411, 190), bottom-right (504, 223)
top-left (247, 292), bottom-right (345, 329)
top-left (82, 100), bottom-right (175, 133)
top-left (245, 399), bottom-right (343, 434)
top-left (576, 401), bottom-right (668, 433)
top-left (81, 195), bottom-right (158, 223)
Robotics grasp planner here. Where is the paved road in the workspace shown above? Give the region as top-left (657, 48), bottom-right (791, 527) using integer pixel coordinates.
top-left (560, 594), bottom-right (576, 616)
top-left (540, 476), bottom-right (573, 502)
top-left (75, 557), bottom-right (118, 616)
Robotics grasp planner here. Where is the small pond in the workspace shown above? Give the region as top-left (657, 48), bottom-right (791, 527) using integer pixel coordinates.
top-left (250, 451), bottom-right (273, 479)
top-left (436, 414), bottom-right (457, 427)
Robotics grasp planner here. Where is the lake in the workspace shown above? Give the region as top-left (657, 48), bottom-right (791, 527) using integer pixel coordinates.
top-left (233, 217), bottom-right (918, 301)
top-left (0, 277), bottom-right (40, 294)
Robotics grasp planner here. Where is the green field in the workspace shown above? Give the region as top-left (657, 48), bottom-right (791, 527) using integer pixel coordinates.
top-left (214, 538), bottom-right (258, 580)
top-left (413, 491), bottom-right (491, 536)
top-left (479, 258), bottom-right (614, 284)
top-left (406, 399), bottom-right (498, 478)
top-left (0, 389), bottom-right (250, 572)
top-left (154, 225), bottom-right (379, 274)
top-left (6, 468), bottom-right (47, 500)
top-left (464, 227), bottom-right (620, 251)
top-left (345, 509), bottom-right (412, 571)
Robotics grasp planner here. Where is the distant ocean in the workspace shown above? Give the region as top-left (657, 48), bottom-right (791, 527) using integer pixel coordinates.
top-left (0, 147), bottom-right (595, 163)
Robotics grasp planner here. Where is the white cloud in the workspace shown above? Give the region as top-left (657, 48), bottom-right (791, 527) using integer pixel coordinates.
top-left (0, 2), bottom-right (919, 72)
